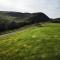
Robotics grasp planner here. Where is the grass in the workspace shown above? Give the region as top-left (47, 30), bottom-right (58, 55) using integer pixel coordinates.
top-left (0, 23), bottom-right (60, 60)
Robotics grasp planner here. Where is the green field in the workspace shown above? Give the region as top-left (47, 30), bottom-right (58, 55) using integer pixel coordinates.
top-left (0, 23), bottom-right (60, 60)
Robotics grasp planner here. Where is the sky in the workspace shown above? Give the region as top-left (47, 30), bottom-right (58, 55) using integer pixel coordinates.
top-left (0, 0), bottom-right (60, 18)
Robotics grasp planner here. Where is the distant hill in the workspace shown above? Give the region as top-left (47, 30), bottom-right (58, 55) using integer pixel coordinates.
top-left (51, 18), bottom-right (60, 23)
top-left (0, 11), bottom-right (50, 32)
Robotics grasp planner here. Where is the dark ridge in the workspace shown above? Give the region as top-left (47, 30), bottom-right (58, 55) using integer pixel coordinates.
top-left (29, 12), bottom-right (50, 24)
top-left (0, 11), bottom-right (51, 32)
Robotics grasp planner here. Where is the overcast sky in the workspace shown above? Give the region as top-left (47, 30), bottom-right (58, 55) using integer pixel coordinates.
top-left (0, 0), bottom-right (60, 18)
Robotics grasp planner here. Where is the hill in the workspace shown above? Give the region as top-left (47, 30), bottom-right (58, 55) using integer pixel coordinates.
top-left (51, 18), bottom-right (60, 23)
top-left (0, 11), bottom-right (50, 32)
top-left (0, 23), bottom-right (60, 60)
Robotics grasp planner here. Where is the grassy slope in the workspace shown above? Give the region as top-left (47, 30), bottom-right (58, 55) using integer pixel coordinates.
top-left (0, 23), bottom-right (60, 60)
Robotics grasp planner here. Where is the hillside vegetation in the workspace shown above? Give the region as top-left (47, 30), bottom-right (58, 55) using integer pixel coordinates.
top-left (0, 11), bottom-right (50, 32)
top-left (0, 23), bottom-right (60, 60)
